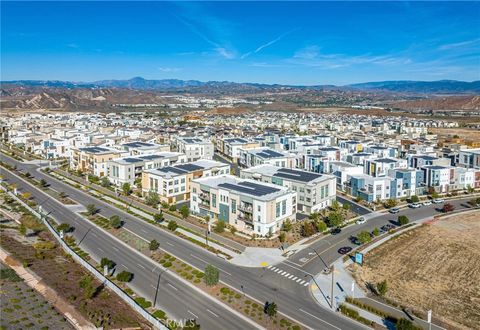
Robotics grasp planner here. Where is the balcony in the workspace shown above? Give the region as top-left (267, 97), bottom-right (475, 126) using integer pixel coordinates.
top-left (238, 213), bottom-right (253, 224)
top-left (238, 203), bottom-right (253, 213)
top-left (199, 191), bottom-right (210, 200)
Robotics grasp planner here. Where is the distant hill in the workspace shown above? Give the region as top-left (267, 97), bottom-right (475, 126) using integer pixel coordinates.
top-left (348, 80), bottom-right (480, 94)
top-left (2, 77), bottom-right (479, 94)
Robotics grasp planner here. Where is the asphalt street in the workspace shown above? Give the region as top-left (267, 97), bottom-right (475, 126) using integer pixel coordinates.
top-left (1, 165), bottom-right (258, 330)
top-left (5, 153), bottom-right (474, 329)
top-left (1, 155), bottom-right (362, 330)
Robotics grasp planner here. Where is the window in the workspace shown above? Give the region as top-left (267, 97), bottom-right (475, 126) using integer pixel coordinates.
top-left (212, 194), bottom-right (217, 207)
top-left (181, 178), bottom-right (185, 183)
top-left (231, 200), bottom-right (236, 214)
top-left (276, 202), bottom-right (281, 217)
top-left (193, 188), bottom-right (197, 193)
top-left (257, 205), bottom-right (261, 212)
top-left (193, 196), bottom-right (197, 202)
top-left (282, 200), bottom-right (286, 215)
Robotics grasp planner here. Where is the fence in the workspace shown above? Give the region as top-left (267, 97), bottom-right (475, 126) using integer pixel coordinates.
top-left (1, 184), bottom-right (167, 330)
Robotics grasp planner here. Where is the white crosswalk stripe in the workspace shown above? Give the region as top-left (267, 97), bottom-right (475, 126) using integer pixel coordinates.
top-left (267, 267), bottom-right (310, 286)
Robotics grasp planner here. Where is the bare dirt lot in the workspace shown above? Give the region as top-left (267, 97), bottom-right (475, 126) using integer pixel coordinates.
top-left (429, 127), bottom-right (480, 141)
top-left (351, 211), bottom-right (480, 330)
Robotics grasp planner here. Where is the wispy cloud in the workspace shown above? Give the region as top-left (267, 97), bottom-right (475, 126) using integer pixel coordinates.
top-left (158, 67), bottom-right (181, 73)
top-left (438, 38), bottom-right (480, 51)
top-left (173, 3), bottom-right (237, 59)
top-left (67, 43), bottom-right (79, 49)
top-left (241, 28), bottom-right (299, 59)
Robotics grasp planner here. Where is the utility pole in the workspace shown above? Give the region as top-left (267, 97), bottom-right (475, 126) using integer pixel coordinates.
top-left (330, 264), bottom-right (335, 310)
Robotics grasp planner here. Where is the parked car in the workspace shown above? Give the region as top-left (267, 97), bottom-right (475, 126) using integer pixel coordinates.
top-left (423, 200), bottom-right (432, 206)
top-left (409, 202), bottom-right (422, 208)
top-left (330, 228), bottom-right (341, 235)
top-left (432, 198), bottom-right (445, 204)
top-left (356, 217), bottom-right (366, 225)
top-left (389, 207), bottom-right (400, 214)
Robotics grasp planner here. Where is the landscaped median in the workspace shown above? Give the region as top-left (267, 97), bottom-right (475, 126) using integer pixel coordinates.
top-left (76, 207), bottom-right (305, 329)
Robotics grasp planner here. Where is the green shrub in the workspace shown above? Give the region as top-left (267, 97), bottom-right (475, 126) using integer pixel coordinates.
top-left (116, 271), bottom-right (133, 282)
top-left (134, 297), bottom-right (152, 309)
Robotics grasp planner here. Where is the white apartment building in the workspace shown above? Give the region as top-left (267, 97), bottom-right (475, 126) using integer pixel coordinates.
top-left (107, 152), bottom-right (187, 186)
top-left (190, 175), bottom-right (297, 236)
top-left (238, 147), bottom-right (296, 168)
top-left (176, 137), bottom-right (214, 161)
top-left (142, 159), bottom-right (230, 204)
top-left (241, 164), bottom-right (336, 213)
top-left (118, 141), bottom-right (170, 155)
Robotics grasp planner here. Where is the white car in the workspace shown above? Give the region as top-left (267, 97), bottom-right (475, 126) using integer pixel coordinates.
top-left (423, 201), bottom-right (432, 206)
top-left (432, 198), bottom-right (445, 204)
top-left (409, 202), bottom-right (422, 208)
top-left (356, 217), bottom-right (367, 225)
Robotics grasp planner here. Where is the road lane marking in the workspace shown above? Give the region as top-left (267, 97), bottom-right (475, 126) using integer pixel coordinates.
top-left (288, 275), bottom-right (294, 279)
top-left (97, 247), bottom-right (104, 253)
top-left (188, 310), bottom-right (198, 319)
top-left (296, 278), bottom-right (302, 283)
top-left (121, 263), bottom-right (128, 270)
top-left (206, 309), bottom-right (219, 318)
top-left (140, 229), bottom-right (148, 234)
top-left (137, 263), bottom-right (146, 270)
top-left (303, 282), bottom-right (309, 287)
top-left (150, 284), bottom-right (157, 290)
top-left (165, 242), bottom-right (174, 247)
top-left (91, 232), bottom-right (98, 238)
top-left (124, 228), bottom-right (149, 242)
top-left (190, 254), bottom-right (231, 276)
top-left (167, 283), bottom-right (178, 291)
top-left (267, 265), bottom-right (272, 269)
top-left (299, 308), bottom-right (341, 330)
top-left (280, 271), bottom-right (287, 275)
top-left (113, 247), bottom-right (119, 252)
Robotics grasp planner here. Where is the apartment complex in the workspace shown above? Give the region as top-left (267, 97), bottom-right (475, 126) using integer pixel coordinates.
top-left (176, 137), bottom-right (214, 161)
top-left (238, 147), bottom-right (296, 169)
top-left (241, 165), bottom-right (336, 213)
top-left (107, 152), bottom-right (187, 186)
top-left (190, 175), bottom-right (296, 236)
top-left (71, 146), bottom-right (125, 177)
top-left (142, 159), bottom-right (230, 204)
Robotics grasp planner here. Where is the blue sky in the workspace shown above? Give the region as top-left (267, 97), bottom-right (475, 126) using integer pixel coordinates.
top-left (2, 1), bottom-right (479, 85)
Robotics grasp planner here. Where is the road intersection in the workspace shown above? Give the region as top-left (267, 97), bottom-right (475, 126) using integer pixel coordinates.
top-left (2, 153), bottom-right (476, 329)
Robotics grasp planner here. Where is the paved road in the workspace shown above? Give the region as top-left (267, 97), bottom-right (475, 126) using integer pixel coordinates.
top-left (1, 154), bottom-right (363, 330)
top-left (289, 196), bottom-right (476, 275)
top-left (1, 167), bottom-right (258, 330)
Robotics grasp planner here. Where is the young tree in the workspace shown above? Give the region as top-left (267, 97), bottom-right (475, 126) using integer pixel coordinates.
top-left (301, 221), bottom-right (316, 237)
top-left (396, 318), bottom-right (416, 330)
top-left (430, 190), bottom-right (440, 199)
top-left (264, 301), bottom-right (278, 319)
top-left (442, 203), bottom-right (455, 213)
top-left (86, 204), bottom-right (98, 216)
top-left (179, 204), bottom-right (190, 219)
top-left (214, 221), bottom-right (225, 233)
top-left (357, 231), bottom-right (372, 244)
top-left (278, 232), bottom-right (286, 243)
top-left (169, 204), bottom-right (177, 212)
top-left (327, 212), bottom-right (344, 228)
top-left (410, 195), bottom-right (419, 203)
top-left (116, 271), bottom-right (133, 282)
top-left (101, 177), bottom-right (111, 187)
top-left (372, 227), bottom-right (380, 236)
top-left (282, 219), bottom-right (293, 232)
top-left (342, 203), bottom-right (350, 212)
top-left (204, 264), bottom-right (219, 286)
top-left (398, 215), bottom-right (409, 226)
top-left (149, 239), bottom-right (160, 251)
top-left (40, 179), bottom-right (48, 187)
top-left (110, 215), bottom-right (122, 229)
top-left (57, 223), bottom-right (72, 233)
top-left (145, 190), bottom-right (160, 207)
top-left (230, 226), bottom-right (237, 235)
top-left (153, 213), bottom-right (164, 223)
top-left (19, 224), bottom-right (27, 236)
top-left (167, 220), bottom-right (178, 231)
top-left (316, 220), bottom-right (327, 233)
top-left (100, 257), bottom-right (115, 270)
top-left (331, 200), bottom-right (340, 211)
top-left (377, 279), bottom-right (388, 296)
top-left (384, 198), bottom-right (397, 208)
top-left (122, 182), bottom-right (131, 196)
top-left (59, 191), bottom-right (67, 199)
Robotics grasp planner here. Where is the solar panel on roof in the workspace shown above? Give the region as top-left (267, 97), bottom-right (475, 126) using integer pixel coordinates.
top-left (123, 158), bottom-right (142, 163)
top-left (218, 181), bottom-right (280, 197)
top-left (275, 168), bottom-right (322, 182)
top-left (158, 166), bottom-right (187, 174)
top-left (176, 163), bottom-right (204, 171)
top-left (141, 154), bottom-right (165, 160)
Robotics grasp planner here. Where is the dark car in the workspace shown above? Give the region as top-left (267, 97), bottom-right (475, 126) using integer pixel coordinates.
top-left (338, 247), bottom-right (352, 255)
top-left (349, 235), bottom-right (361, 245)
top-left (331, 228), bottom-right (341, 235)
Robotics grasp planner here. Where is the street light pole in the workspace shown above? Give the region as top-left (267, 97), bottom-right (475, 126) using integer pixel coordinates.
top-left (331, 264), bottom-right (335, 310)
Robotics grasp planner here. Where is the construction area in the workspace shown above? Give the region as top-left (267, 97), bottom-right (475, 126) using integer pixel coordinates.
top-left (350, 210), bottom-right (480, 330)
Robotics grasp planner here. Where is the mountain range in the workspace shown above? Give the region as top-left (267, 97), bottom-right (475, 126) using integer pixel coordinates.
top-left (2, 77), bottom-right (479, 94)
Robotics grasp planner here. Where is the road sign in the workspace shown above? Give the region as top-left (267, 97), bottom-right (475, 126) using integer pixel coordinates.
top-left (355, 252), bottom-right (364, 265)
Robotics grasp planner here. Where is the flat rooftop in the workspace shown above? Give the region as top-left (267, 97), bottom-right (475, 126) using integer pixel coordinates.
top-left (145, 159), bottom-right (228, 179)
top-left (242, 164), bottom-right (334, 184)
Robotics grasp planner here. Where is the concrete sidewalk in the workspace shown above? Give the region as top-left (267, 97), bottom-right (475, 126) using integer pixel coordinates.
top-left (230, 247), bottom-right (285, 267)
